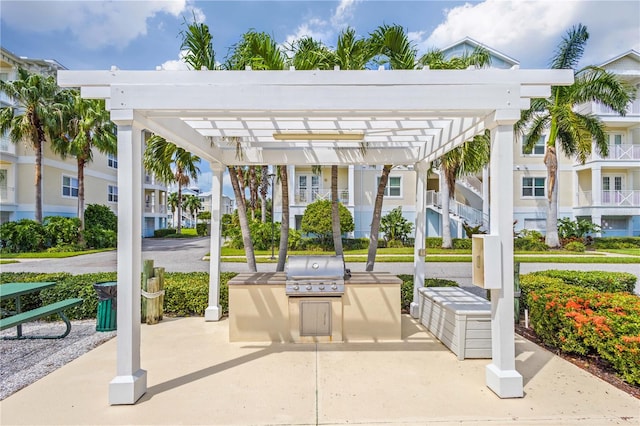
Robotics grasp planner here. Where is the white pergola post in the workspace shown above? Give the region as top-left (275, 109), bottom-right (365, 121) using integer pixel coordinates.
top-left (485, 116), bottom-right (523, 398)
top-left (109, 113), bottom-right (147, 405)
top-left (205, 163), bottom-right (225, 321)
top-left (410, 161), bottom-right (428, 318)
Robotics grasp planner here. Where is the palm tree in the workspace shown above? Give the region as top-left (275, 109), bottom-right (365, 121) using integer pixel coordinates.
top-left (182, 194), bottom-right (202, 228)
top-left (143, 134), bottom-right (200, 234)
top-left (516, 24), bottom-right (635, 247)
top-left (365, 24), bottom-right (417, 270)
top-left (167, 192), bottom-right (179, 227)
top-left (52, 91), bottom-right (116, 230)
top-left (259, 166), bottom-right (269, 223)
top-left (275, 165), bottom-right (289, 272)
top-left (0, 69), bottom-right (63, 222)
top-left (420, 46), bottom-right (492, 248)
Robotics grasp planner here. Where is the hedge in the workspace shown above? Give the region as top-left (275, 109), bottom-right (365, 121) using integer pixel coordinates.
top-left (520, 271), bottom-right (640, 385)
top-left (0, 272), bottom-right (237, 320)
top-left (592, 237), bottom-right (640, 249)
top-left (528, 270), bottom-right (636, 293)
top-left (154, 228), bottom-right (177, 238)
top-left (397, 274), bottom-right (458, 312)
top-left (425, 237), bottom-right (472, 249)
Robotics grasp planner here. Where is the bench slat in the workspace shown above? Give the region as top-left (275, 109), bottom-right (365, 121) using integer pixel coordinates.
top-left (0, 298), bottom-right (83, 331)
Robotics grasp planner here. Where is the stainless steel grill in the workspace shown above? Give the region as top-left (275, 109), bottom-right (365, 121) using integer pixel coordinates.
top-left (285, 255), bottom-right (348, 296)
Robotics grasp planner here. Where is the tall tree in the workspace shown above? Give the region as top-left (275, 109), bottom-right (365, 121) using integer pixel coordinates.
top-left (0, 69), bottom-right (63, 222)
top-left (52, 91), bottom-right (116, 230)
top-left (276, 165), bottom-right (289, 272)
top-left (223, 29), bottom-right (287, 271)
top-left (167, 192), bottom-right (179, 226)
top-left (516, 24), bottom-right (635, 247)
top-left (365, 24), bottom-right (416, 270)
top-left (183, 194), bottom-right (202, 228)
top-left (420, 45), bottom-right (492, 248)
top-left (260, 166), bottom-right (269, 223)
top-left (143, 135), bottom-right (200, 234)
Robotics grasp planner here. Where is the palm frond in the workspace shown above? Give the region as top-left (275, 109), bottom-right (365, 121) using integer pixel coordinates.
top-left (550, 23), bottom-right (588, 69)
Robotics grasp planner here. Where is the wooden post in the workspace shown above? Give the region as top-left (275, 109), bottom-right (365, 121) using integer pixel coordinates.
top-left (153, 267), bottom-right (165, 321)
top-left (142, 260), bottom-right (154, 323)
top-left (146, 277), bottom-right (160, 324)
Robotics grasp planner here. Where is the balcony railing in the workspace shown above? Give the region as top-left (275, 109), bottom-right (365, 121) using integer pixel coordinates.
top-left (578, 190), bottom-right (640, 207)
top-left (585, 144), bottom-right (640, 162)
top-left (587, 100), bottom-right (640, 116)
top-left (295, 187), bottom-right (349, 204)
top-left (426, 190), bottom-right (486, 225)
top-left (0, 186), bottom-right (15, 203)
top-left (144, 203), bottom-right (167, 214)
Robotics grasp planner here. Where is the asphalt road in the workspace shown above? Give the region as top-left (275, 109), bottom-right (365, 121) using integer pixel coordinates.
top-left (2, 237), bottom-right (638, 293)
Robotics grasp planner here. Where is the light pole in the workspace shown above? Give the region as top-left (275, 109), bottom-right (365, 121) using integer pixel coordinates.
top-left (269, 173), bottom-right (276, 260)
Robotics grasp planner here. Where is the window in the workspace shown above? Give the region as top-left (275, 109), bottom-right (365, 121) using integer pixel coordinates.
top-left (107, 153), bottom-right (118, 169)
top-left (378, 176), bottom-right (401, 197)
top-left (522, 177), bottom-right (545, 197)
top-left (62, 176), bottom-right (78, 197)
top-left (108, 185), bottom-right (118, 203)
top-left (522, 136), bottom-right (545, 155)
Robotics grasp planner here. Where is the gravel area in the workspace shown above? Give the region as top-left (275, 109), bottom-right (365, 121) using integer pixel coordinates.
top-left (0, 320), bottom-right (116, 400)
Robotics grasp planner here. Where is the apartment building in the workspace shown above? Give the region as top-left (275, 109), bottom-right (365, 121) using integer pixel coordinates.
top-left (0, 47), bottom-right (168, 236)
top-left (273, 41), bottom-right (640, 239)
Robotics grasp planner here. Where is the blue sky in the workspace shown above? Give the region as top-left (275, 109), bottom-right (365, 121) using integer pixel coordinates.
top-left (2, 0), bottom-right (639, 197)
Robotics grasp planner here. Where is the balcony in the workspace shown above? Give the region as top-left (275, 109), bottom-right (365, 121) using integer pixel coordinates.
top-left (144, 203), bottom-right (167, 214)
top-left (578, 190), bottom-right (640, 207)
top-left (426, 190), bottom-right (486, 226)
top-left (0, 186), bottom-right (15, 204)
top-left (580, 100), bottom-right (640, 117)
top-left (295, 187), bottom-right (349, 205)
top-left (0, 138), bottom-right (15, 155)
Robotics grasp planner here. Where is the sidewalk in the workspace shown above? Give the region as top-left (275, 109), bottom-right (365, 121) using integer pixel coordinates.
top-left (1, 316), bottom-right (637, 425)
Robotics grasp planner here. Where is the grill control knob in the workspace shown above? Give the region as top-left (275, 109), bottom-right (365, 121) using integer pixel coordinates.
top-left (319, 285), bottom-right (325, 290)
top-left (306, 285), bottom-right (312, 291)
top-left (293, 285), bottom-right (299, 291)
top-left (331, 284), bottom-right (338, 290)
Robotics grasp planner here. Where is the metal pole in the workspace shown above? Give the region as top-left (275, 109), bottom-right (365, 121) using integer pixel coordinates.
top-left (269, 173), bottom-right (276, 260)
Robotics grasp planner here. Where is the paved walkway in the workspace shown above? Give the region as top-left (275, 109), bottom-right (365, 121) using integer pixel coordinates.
top-left (0, 316), bottom-right (638, 425)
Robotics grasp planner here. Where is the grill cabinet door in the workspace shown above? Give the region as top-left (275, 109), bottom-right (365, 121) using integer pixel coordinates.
top-left (300, 301), bottom-right (331, 336)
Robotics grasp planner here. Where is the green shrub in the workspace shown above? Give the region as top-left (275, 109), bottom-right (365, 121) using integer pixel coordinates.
top-left (523, 276), bottom-right (640, 385)
top-left (343, 238), bottom-right (369, 250)
top-left (43, 216), bottom-right (81, 248)
top-left (452, 238), bottom-right (472, 250)
top-left (425, 237), bottom-right (443, 248)
top-left (287, 228), bottom-right (302, 250)
top-left (397, 274), bottom-right (458, 312)
top-left (529, 270), bottom-right (636, 293)
top-left (380, 207), bottom-right (413, 244)
top-left (514, 229), bottom-right (548, 251)
top-left (46, 243), bottom-right (83, 253)
top-left (0, 219), bottom-right (47, 253)
top-left (163, 272), bottom-right (235, 316)
top-left (196, 223), bottom-right (209, 236)
top-left (593, 237), bottom-right (640, 249)
top-left (154, 228), bottom-right (177, 238)
top-left (83, 227), bottom-right (117, 249)
top-left (84, 204), bottom-right (117, 232)
top-left (387, 240), bottom-right (404, 248)
top-left (564, 241), bottom-right (586, 252)
top-left (300, 199), bottom-right (354, 249)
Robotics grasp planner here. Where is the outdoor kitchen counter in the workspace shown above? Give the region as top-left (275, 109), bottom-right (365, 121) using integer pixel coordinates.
top-left (228, 272), bottom-right (402, 343)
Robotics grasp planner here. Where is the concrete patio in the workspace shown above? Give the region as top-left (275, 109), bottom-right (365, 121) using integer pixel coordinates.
top-left (0, 315), bottom-right (637, 425)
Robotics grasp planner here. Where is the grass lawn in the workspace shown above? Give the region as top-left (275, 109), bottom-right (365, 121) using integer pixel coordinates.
top-left (0, 260), bottom-right (18, 264)
top-left (596, 248), bottom-right (640, 256)
top-left (0, 248), bottom-right (114, 259)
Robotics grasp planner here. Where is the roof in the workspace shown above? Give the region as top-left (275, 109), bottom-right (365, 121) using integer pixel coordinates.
top-left (57, 68), bottom-right (572, 167)
top-left (598, 49), bottom-right (640, 68)
top-left (439, 37), bottom-right (520, 68)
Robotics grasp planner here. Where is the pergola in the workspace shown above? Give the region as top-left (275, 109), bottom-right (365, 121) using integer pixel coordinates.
top-left (58, 67), bottom-right (573, 405)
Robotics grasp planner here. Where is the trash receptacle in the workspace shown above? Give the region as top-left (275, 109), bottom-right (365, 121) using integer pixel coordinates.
top-left (94, 281), bottom-right (117, 331)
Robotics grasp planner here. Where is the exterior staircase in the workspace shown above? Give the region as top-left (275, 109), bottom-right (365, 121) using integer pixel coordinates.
top-left (426, 190), bottom-right (487, 228)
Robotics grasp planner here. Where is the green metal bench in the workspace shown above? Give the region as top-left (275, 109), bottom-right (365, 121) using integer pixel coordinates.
top-left (0, 298), bottom-right (83, 339)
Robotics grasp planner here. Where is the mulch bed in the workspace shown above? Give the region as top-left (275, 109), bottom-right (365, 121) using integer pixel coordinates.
top-left (515, 324), bottom-right (640, 400)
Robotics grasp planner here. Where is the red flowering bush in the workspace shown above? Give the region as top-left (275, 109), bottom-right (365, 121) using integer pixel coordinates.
top-left (521, 273), bottom-right (640, 385)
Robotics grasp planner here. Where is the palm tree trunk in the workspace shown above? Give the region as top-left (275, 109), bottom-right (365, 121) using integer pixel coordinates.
top-left (544, 146), bottom-right (560, 247)
top-left (34, 140), bottom-right (43, 223)
top-left (276, 165), bottom-right (289, 272)
top-left (366, 165), bottom-right (391, 271)
top-left (440, 168), bottom-right (452, 249)
top-left (331, 165), bottom-right (343, 255)
top-left (177, 185), bottom-right (183, 234)
top-left (229, 166), bottom-right (257, 272)
top-left (260, 166), bottom-right (268, 223)
top-left (77, 157), bottom-right (86, 231)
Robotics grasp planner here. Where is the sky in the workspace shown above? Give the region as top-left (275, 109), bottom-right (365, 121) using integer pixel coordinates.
top-left (1, 0), bottom-right (639, 197)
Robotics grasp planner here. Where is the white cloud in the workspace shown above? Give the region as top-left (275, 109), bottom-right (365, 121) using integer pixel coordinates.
top-left (331, 0), bottom-right (359, 28)
top-left (420, 0), bottom-right (639, 68)
top-left (160, 50), bottom-right (191, 70)
top-left (0, 0), bottom-right (199, 49)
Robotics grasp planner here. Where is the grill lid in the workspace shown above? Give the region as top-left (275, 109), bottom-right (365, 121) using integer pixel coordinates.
top-left (286, 255), bottom-right (346, 280)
